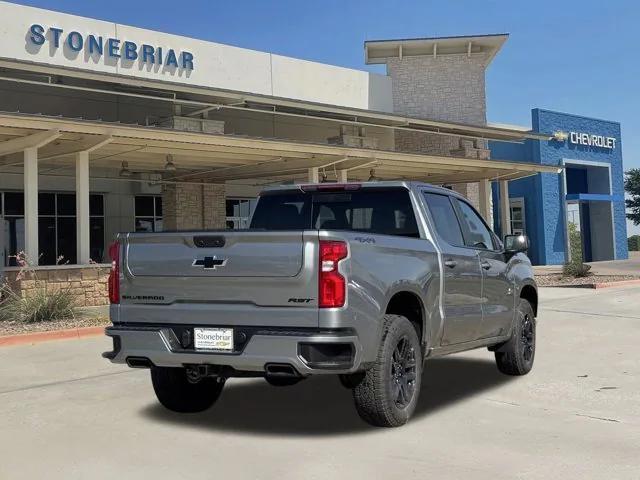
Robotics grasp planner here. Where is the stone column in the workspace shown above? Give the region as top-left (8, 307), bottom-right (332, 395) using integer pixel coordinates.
top-left (162, 182), bottom-right (226, 231)
top-left (386, 53), bottom-right (491, 210)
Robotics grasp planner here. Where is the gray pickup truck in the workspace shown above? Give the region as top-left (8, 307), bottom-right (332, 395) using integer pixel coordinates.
top-left (103, 181), bottom-right (537, 427)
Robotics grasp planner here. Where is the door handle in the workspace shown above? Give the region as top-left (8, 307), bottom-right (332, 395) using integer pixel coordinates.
top-left (444, 259), bottom-right (457, 268)
top-left (481, 261), bottom-right (491, 270)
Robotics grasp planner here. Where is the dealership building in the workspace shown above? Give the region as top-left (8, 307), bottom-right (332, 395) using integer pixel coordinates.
top-left (0, 1), bottom-right (628, 304)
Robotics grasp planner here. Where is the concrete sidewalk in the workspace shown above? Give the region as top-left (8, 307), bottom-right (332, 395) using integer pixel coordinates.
top-left (0, 285), bottom-right (639, 479)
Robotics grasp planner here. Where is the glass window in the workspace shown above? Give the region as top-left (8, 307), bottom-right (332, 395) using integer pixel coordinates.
top-left (423, 193), bottom-right (465, 246)
top-left (56, 194), bottom-right (75, 215)
top-left (250, 188), bottom-right (419, 237)
top-left (4, 217), bottom-right (25, 266)
top-left (226, 198), bottom-right (257, 230)
top-left (4, 192), bottom-right (24, 216)
top-left (90, 194), bottom-right (104, 216)
top-left (454, 199), bottom-right (495, 250)
top-left (2, 192), bottom-right (105, 266)
top-left (57, 217), bottom-right (77, 264)
top-left (135, 196), bottom-right (162, 232)
top-left (135, 196), bottom-right (155, 217)
top-left (38, 193), bottom-right (55, 215)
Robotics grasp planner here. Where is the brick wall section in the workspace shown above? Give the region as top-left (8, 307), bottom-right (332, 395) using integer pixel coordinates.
top-left (163, 183), bottom-right (226, 230)
top-left (4, 266), bottom-right (110, 307)
top-left (387, 53), bottom-right (491, 209)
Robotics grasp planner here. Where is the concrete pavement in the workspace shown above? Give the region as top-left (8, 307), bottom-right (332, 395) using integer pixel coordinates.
top-left (0, 286), bottom-right (639, 479)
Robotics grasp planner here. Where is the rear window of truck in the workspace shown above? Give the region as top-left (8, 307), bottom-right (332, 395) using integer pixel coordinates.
top-left (250, 188), bottom-right (419, 237)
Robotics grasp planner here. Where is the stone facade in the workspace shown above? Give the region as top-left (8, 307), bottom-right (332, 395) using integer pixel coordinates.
top-left (4, 266), bottom-right (110, 307)
top-left (163, 182), bottom-right (226, 230)
top-left (387, 53), bottom-right (492, 209)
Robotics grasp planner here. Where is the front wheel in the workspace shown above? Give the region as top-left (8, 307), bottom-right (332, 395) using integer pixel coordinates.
top-left (495, 298), bottom-right (536, 376)
top-left (352, 314), bottom-right (422, 427)
top-left (151, 366), bottom-right (225, 413)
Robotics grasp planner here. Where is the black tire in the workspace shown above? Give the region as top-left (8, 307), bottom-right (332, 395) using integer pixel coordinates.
top-left (352, 314), bottom-right (422, 427)
top-left (151, 366), bottom-right (224, 413)
top-left (495, 298), bottom-right (536, 376)
top-left (264, 376), bottom-right (302, 387)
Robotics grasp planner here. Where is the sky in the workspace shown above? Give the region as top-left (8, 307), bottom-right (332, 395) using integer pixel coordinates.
top-left (12, 0), bottom-right (640, 235)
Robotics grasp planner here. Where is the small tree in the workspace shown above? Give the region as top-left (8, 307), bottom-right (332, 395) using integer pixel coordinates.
top-left (629, 235), bottom-right (640, 252)
top-left (625, 169), bottom-right (640, 226)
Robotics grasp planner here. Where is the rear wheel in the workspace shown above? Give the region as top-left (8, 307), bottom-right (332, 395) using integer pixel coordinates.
top-left (495, 298), bottom-right (536, 376)
top-left (352, 314), bottom-right (422, 427)
top-left (151, 366), bottom-right (224, 413)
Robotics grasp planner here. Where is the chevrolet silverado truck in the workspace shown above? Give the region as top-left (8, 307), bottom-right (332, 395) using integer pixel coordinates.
top-left (103, 181), bottom-right (537, 427)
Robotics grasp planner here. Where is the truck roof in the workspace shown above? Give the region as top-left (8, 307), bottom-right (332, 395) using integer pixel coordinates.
top-left (259, 181), bottom-right (467, 199)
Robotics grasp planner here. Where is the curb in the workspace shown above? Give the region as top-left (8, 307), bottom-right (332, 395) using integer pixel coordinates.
top-left (592, 279), bottom-right (640, 289)
top-left (0, 325), bottom-right (106, 348)
top-left (544, 279), bottom-right (640, 289)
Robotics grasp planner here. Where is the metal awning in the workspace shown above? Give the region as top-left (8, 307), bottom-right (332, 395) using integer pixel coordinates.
top-left (0, 61), bottom-right (550, 144)
top-left (0, 112), bottom-right (561, 185)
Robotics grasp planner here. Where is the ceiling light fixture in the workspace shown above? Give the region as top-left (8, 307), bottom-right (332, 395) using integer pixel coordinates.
top-left (164, 154), bottom-right (177, 172)
top-left (119, 161), bottom-right (132, 177)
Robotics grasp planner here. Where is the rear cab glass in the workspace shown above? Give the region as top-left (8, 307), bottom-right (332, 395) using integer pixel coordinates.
top-left (250, 187), bottom-right (419, 237)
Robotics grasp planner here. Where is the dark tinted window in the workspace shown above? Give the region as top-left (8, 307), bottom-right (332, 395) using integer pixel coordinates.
top-left (4, 192), bottom-right (24, 216)
top-left (250, 188), bottom-right (419, 237)
top-left (454, 199), bottom-right (495, 250)
top-left (90, 194), bottom-right (104, 216)
top-left (423, 193), bottom-right (464, 246)
top-left (135, 196), bottom-right (155, 216)
top-left (57, 194), bottom-right (75, 215)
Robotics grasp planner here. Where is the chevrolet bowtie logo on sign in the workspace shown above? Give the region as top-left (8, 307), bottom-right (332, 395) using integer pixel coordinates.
top-left (192, 257), bottom-right (227, 270)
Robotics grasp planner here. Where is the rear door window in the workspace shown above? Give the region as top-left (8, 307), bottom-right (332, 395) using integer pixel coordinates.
top-left (423, 192), bottom-right (465, 246)
top-left (453, 199), bottom-right (496, 250)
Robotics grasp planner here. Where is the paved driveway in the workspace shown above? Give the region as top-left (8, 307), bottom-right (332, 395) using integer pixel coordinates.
top-left (1, 286), bottom-right (638, 479)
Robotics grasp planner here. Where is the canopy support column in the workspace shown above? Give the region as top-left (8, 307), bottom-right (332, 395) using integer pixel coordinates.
top-left (75, 151), bottom-right (91, 264)
top-left (500, 180), bottom-right (511, 236)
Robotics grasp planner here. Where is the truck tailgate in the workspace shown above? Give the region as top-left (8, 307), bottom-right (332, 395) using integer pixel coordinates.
top-left (117, 230), bottom-right (319, 327)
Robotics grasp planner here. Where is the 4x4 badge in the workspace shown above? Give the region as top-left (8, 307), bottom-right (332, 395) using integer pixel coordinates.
top-left (192, 256), bottom-right (227, 270)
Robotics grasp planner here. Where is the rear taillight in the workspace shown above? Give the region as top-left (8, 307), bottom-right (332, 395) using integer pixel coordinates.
top-left (108, 241), bottom-right (120, 304)
top-left (319, 240), bottom-right (348, 308)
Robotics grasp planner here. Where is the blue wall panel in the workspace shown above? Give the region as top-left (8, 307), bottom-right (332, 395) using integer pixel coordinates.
top-left (490, 108), bottom-right (628, 264)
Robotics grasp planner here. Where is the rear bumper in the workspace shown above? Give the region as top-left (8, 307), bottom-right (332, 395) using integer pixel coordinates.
top-left (103, 324), bottom-right (364, 375)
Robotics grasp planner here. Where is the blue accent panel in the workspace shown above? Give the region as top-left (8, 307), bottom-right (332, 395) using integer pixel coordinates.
top-left (492, 109), bottom-right (627, 264)
top-left (533, 109), bottom-right (627, 261)
top-left (565, 194), bottom-right (623, 202)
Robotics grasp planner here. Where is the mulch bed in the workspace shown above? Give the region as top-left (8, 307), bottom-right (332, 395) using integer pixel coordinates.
top-left (0, 315), bottom-right (110, 337)
top-left (535, 274), bottom-right (640, 287)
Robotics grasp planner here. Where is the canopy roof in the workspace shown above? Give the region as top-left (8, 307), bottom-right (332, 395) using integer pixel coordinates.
top-left (0, 112), bottom-right (560, 186)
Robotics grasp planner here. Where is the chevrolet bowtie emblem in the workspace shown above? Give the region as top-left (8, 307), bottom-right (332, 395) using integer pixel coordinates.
top-left (192, 256), bottom-right (227, 270)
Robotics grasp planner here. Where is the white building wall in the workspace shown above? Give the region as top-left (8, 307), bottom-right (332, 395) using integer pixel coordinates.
top-left (0, 1), bottom-right (393, 112)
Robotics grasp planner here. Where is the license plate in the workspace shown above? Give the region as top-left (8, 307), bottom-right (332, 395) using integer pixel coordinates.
top-left (193, 328), bottom-right (234, 351)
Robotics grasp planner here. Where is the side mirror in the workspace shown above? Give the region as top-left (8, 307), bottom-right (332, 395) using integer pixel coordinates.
top-left (504, 234), bottom-right (529, 253)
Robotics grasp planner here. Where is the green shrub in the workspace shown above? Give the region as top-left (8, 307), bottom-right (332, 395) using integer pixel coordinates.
top-left (628, 235), bottom-right (640, 252)
top-left (0, 283), bottom-right (77, 323)
top-left (562, 261), bottom-right (592, 278)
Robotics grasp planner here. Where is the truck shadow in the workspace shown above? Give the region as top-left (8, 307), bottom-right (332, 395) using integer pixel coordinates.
top-left (140, 356), bottom-right (514, 436)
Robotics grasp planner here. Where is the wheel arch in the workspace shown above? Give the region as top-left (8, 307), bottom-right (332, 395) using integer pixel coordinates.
top-left (519, 283), bottom-right (538, 317)
top-left (384, 290), bottom-right (428, 348)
